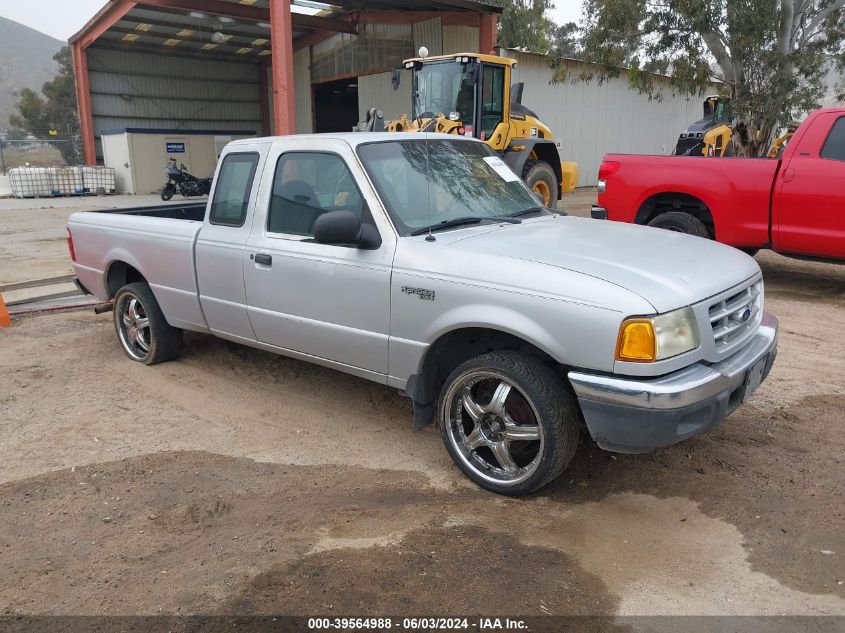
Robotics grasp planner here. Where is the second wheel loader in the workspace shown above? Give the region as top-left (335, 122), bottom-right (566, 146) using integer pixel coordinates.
top-left (674, 95), bottom-right (795, 159)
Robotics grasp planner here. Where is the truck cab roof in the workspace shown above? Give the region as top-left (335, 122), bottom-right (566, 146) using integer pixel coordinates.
top-left (226, 132), bottom-right (483, 150)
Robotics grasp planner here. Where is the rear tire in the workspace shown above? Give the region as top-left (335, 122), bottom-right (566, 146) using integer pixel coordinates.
top-left (438, 351), bottom-right (579, 496)
top-left (647, 211), bottom-right (711, 239)
top-left (113, 282), bottom-right (181, 365)
top-left (522, 160), bottom-right (559, 208)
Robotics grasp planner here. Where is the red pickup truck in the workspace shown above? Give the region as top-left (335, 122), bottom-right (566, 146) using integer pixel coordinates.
top-left (592, 107), bottom-right (845, 260)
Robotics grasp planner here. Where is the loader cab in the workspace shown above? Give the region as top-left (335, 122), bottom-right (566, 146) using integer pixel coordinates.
top-left (399, 53), bottom-right (512, 149)
top-left (674, 96), bottom-right (733, 156)
top-left (702, 96), bottom-right (730, 123)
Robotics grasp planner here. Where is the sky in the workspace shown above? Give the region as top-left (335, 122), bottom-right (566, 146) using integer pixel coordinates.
top-left (0, 0), bottom-right (585, 42)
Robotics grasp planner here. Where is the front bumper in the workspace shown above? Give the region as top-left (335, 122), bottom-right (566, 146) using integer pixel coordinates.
top-left (591, 205), bottom-right (608, 220)
top-left (568, 312), bottom-right (778, 453)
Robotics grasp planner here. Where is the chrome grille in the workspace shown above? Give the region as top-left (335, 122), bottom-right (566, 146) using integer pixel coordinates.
top-left (708, 280), bottom-right (763, 350)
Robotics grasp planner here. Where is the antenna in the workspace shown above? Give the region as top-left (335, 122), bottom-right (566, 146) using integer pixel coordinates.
top-left (415, 45), bottom-right (434, 242)
top-left (424, 131), bottom-right (434, 242)
top-left (413, 45), bottom-right (430, 130)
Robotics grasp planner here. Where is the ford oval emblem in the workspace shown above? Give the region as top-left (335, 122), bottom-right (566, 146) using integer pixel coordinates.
top-left (740, 308), bottom-right (752, 322)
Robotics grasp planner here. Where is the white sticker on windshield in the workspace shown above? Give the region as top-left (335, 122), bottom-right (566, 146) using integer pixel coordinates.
top-left (482, 156), bottom-right (521, 183)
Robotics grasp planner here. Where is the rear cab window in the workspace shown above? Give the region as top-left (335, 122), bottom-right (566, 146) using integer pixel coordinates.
top-left (820, 116), bottom-right (845, 162)
top-left (209, 153), bottom-right (259, 226)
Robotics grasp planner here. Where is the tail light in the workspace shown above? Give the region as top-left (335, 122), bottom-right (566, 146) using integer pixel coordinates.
top-left (597, 160), bottom-right (620, 194)
top-left (67, 228), bottom-right (76, 262)
top-left (598, 160), bottom-right (621, 181)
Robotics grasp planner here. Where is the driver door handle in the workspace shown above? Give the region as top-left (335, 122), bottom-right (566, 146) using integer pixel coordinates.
top-left (254, 253), bottom-right (272, 266)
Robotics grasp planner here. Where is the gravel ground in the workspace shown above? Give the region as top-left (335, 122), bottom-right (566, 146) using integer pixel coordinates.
top-left (0, 190), bottom-right (843, 618)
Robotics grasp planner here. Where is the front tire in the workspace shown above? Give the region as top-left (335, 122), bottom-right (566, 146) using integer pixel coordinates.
top-left (522, 160), bottom-right (559, 208)
top-left (160, 183), bottom-right (175, 201)
top-left (113, 282), bottom-right (181, 365)
top-left (438, 352), bottom-right (579, 496)
top-left (647, 211), bottom-right (710, 239)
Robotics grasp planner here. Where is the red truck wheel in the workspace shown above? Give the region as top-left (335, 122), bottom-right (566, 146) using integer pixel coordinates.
top-left (647, 211), bottom-right (710, 239)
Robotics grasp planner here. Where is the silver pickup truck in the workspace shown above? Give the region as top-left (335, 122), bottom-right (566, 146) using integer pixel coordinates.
top-left (68, 133), bottom-right (778, 496)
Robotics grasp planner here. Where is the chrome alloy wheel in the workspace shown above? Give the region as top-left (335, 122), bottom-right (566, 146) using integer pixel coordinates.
top-left (443, 371), bottom-right (545, 486)
top-left (116, 293), bottom-right (151, 361)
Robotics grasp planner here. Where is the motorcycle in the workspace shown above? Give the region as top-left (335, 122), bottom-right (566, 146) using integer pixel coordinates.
top-left (160, 159), bottom-right (212, 200)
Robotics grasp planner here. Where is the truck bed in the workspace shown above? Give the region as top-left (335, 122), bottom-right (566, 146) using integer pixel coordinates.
top-left (68, 202), bottom-right (208, 332)
top-left (96, 202), bottom-right (207, 221)
top-left (598, 154), bottom-right (780, 247)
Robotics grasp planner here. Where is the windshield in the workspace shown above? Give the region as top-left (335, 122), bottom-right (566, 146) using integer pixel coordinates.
top-left (414, 61), bottom-right (475, 126)
top-left (357, 139), bottom-right (544, 236)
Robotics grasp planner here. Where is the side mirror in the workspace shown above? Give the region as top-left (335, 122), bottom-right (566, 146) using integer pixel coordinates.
top-left (391, 68), bottom-right (401, 91)
top-left (511, 82), bottom-right (524, 105)
top-left (313, 210), bottom-right (381, 250)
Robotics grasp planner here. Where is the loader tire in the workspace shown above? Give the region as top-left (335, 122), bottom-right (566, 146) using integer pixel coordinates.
top-left (523, 161), bottom-right (558, 208)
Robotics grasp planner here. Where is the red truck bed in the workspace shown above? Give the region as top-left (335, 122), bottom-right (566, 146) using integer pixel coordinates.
top-left (594, 107), bottom-right (845, 260)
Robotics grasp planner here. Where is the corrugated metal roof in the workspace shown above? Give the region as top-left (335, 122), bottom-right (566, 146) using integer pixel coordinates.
top-left (74, 0), bottom-right (500, 62)
top-left (314, 0), bottom-right (501, 11)
top-left (212, 0), bottom-right (502, 12)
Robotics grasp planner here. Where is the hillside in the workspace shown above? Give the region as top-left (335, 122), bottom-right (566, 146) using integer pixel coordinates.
top-left (0, 16), bottom-right (63, 128)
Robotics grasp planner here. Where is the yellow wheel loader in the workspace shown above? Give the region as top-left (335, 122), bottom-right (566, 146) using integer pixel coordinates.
top-left (363, 50), bottom-right (578, 206)
top-left (675, 95), bottom-right (795, 158)
top-left (674, 96), bottom-right (734, 157)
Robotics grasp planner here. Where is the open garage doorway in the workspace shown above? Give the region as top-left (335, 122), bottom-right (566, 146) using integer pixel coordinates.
top-left (313, 79), bottom-right (359, 133)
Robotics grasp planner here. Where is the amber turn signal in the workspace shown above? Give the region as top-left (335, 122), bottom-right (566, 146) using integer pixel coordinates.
top-left (616, 319), bottom-right (656, 362)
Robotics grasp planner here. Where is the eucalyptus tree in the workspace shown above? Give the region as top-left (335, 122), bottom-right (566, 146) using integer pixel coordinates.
top-left (567, 0), bottom-right (845, 155)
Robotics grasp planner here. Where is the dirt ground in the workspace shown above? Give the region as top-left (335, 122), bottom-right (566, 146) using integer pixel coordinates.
top-left (0, 190), bottom-right (843, 618)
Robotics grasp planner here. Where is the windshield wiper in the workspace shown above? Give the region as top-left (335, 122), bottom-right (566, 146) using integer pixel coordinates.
top-left (509, 205), bottom-right (553, 218)
top-left (410, 216), bottom-right (521, 236)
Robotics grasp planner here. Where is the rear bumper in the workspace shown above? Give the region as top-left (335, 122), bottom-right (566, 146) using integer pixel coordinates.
top-left (568, 313), bottom-right (778, 453)
top-left (591, 205), bottom-right (608, 220)
top-left (73, 277), bottom-right (92, 296)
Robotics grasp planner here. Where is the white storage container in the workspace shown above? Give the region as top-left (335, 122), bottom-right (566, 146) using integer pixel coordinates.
top-left (9, 167), bottom-right (56, 198)
top-left (51, 167), bottom-right (85, 196)
top-left (81, 166), bottom-right (116, 194)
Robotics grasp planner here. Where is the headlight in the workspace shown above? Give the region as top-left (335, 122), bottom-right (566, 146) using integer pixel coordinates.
top-left (616, 307), bottom-right (699, 362)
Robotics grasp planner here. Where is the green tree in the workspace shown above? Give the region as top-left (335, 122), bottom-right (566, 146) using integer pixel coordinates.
top-left (570, 0), bottom-right (845, 155)
top-left (498, 0), bottom-right (556, 52)
top-left (548, 21), bottom-right (582, 60)
top-left (10, 46), bottom-right (80, 164)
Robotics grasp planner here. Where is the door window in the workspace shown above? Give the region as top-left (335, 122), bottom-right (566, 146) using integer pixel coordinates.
top-left (268, 152), bottom-right (367, 237)
top-left (480, 65), bottom-right (505, 140)
top-left (821, 117), bottom-right (845, 162)
top-left (209, 153), bottom-right (259, 226)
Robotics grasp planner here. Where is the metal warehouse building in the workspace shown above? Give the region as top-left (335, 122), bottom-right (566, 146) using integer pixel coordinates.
top-left (70, 0), bottom-right (708, 190)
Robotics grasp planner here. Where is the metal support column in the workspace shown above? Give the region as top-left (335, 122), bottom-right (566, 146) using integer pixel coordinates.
top-left (479, 13), bottom-right (497, 55)
top-left (71, 43), bottom-right (97, 166)
top-left (270, 0), bottom-right (296, 136)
